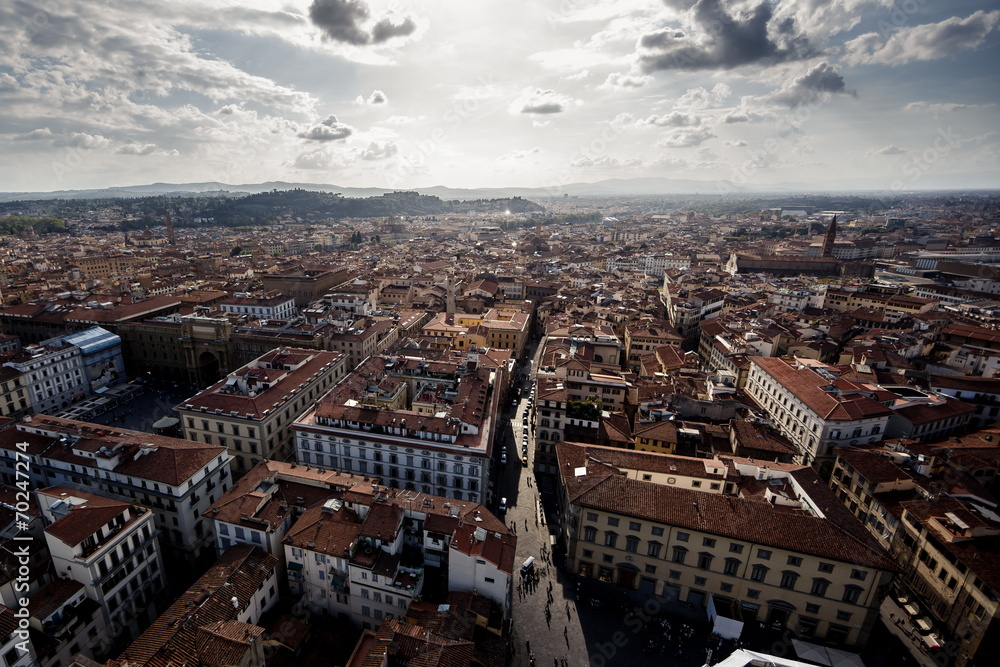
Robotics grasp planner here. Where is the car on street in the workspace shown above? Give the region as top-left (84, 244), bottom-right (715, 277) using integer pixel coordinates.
top-left (501, 448), bottom-right (507, 464)
top-left (499, 497), bottom-right (507, 512)
top-left (521, 454), bottom-right (528, 467)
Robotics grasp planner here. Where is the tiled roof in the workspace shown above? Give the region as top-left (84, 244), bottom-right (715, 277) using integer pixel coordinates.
top-left (750, 357), bottom-right (892, 421)
top-left (109, 544), bottom-right (277, 667)
top-left (557, 442), bottom-right (896, 570)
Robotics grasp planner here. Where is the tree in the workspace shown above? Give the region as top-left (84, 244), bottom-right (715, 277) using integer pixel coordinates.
top-left (230, 246), bottom-right (243, 256)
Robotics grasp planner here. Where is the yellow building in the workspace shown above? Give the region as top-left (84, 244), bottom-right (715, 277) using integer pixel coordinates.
top-left (556, 442), bottom-right (896, 649)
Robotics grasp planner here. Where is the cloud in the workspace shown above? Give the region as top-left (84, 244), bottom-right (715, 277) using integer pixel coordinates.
top-left (656, 128), bottom-right (715, 147)
top-left (845, 10), bottom-right (1000, 66)
top-left (870, 145), bottom-right (906, 156)
top-left (571, 155), bottom-right (641, 169)
top-left (12, 128), bottom-right (54, 141)
top-left (297, 115), bottom-right (354, 141)
top-left (52, 132), bottom-right (111, 149)
top-left (724, 139), bottom-right (748, 147)
top-left (600, 72), bottom-right (652, 90)
top-left (498, 147), bottom-right (541, 161)
top-left (678, 84), bottom-right (731, 109)
top-left (565, 69), bottom-right (590, 81)
top-left (308, 0), bottom-right (416, 46)
top-left (355, 90), bottom-right (388, 105)
top-left (116, 143), bottom-right (158, 155)
top-left (510, 88), bottom-right (575, 115)
top-left (358, 141), bottom-right (398, 160)
top-left (903, 101), bottom-right (994, 115)
top-left (645, 112), bottom-right (701, 127)
top-left (371, 17), bottom-right (416, 43)
top-left (639, 0), bottom-right (814, 72)
top-left (765, 62), bottom-right (854, 107)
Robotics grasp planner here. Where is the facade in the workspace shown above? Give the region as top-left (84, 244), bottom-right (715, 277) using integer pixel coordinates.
top-left (37, 487), bottom-right (164, 643)
top-left (260, 268), bottom-right (352, 307)
top-left (292, 352), bottom-right (501, 504)
top-left (219, 290), bottom-right (297, 320)
top-left (282, 485), bottom-right (515, 630)
top-left (556, 442), bottom-right (896, 649)
top-left (0, 367), bottom-right (28, 419)
top-left (60, 327), bottom-right (125, 393)
top-left (624, 319), bottom-right (683, 372)
top-left (177, 348), bottom-right (348, 475)
top-left (22, 578), bottom-right (107, 667)
top-left (746, 357), bottom-right (892, 466)
top-left (3, 340), bottom-right (87, 415)
top-left (106, 544), bottom-right (277, 667)
top-left (1, 415), bottom-right (231, 564)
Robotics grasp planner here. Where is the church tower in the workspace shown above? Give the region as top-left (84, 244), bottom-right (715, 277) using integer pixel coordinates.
top-left (821, 215), bottom-right (837, 257)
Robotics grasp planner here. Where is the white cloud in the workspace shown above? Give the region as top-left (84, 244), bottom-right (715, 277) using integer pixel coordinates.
top-left (11, 128), bottom-right (54, 141)
top-left (845, 10), bottom-right (1000, 66)
top-left (116, 143), bottom-right (158, 155)
top-left (358, 141), bottom-right (398, 160)
top-left (724, 139), bottom-right (748, 147)
top-left (645, 112), bottom-right (701, 127)
top-left (656, 128), bottom-right (715, 148)
top-left (355, 89), bottom-right (388, 105)
top-left (600, 72), bottom-right (652, 90)
top-left (869, 145), bottom-right (906, 156)
top-left (297, 115), bottom-right (355, 141)
top-left (509, 87), bottom-right (578, 115)
top-left (52, 133), bottom-right (112, 149)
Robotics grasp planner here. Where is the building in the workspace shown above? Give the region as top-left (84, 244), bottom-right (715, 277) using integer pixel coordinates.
top-left (219, 290), bottom-right (297, 320)
top-left (0, 415), bottom-right (231, 564)
top-left (292, 351), bottom-right (500, 504)
top-left (555, 442), bottom-right (896, 649)
top-left (3, 339), bottom-right (88, 415)
top-left (60, 327), bottom-right (125, 394)
top-left (21, 578), bottom-right (107, 667)
top-left (106, 544), bottom-right (278, 667)
top-left (37, 487), bottom-right (164, 643)
top-left (261, 268), bottom-right (352, 307)
top-left (282, 484), bottom-right (515, 629)
top-left (745, 357), bottom-right (892, 467)
top-left (624, 319), bottom-right (683, 372)
top-left (176, 348), bottom-right (348, 475)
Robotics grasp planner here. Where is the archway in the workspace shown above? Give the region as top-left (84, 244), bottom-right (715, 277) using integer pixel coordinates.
top-left (197, 350), bottom-right (221, 385)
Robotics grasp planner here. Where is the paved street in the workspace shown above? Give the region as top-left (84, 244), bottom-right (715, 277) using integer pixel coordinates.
top-left (85, 378), bottom-right (194, 433)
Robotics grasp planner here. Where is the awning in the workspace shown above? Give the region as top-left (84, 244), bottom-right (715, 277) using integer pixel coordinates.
top-left (712, 615), bottom-right (744, 640)
top-left (790, 639), bottom-right (865, 667)
top-left (287, 561), bottom-right (303, 572)
top-left (916, 617), bottom-right (933, 632)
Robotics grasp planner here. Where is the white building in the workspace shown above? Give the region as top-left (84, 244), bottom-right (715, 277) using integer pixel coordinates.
top-left (3, 340), bottom-right (87, 415)
top-left (746, 357), bottom-right (892, 466)
top-left (37, 487), bottom-right (164, 643)
top-left (3, 415), bottom-right (231, 564)
top-left (219, 290), bottom-right (297, 320)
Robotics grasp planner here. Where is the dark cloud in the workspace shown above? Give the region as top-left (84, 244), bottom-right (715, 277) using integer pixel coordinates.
top-left (309, 0), bottom-right (371, 45)
top-left (372, 17), bottom-right (417, 43)
top-left (309, 0), bottom-right (416, 45)
top-left (522, 102), bottom-right (563, 114)
top-left (767, 62), bottom-right (853, 106)
top-left (298, 115), bottom-right (354, 141)
top-left (639, 0), bottom-right (814, 72)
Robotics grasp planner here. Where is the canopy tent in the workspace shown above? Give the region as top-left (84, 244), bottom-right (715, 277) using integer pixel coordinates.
top-left (790, 639), bottom-right (866, 667)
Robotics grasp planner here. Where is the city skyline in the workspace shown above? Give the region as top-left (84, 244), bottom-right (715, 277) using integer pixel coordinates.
top-left (1, 0), bottom-right (999, 193)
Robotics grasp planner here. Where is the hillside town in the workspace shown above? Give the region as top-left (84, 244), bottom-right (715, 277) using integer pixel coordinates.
top-left (0, 192), bottom-right (999, 667)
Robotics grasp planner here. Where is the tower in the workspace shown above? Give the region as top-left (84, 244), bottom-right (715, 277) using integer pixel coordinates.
top-left (821, 215), bottom-right (837, 258)
top-left (166, 210), bottom-right (176, 245)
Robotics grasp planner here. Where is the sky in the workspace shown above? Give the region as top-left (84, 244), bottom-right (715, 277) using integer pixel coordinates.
top-left (1, 0), bottom-right (999, 193)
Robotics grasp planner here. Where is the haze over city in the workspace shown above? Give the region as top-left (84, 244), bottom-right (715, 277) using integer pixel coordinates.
top-left (1, 0), bottom-right (999, 193)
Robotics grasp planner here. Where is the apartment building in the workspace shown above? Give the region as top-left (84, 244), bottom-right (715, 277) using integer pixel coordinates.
top-left (556, 442), bottom-right (896, 649)
top-left (0, 367), bottom-right (28, 419)
top-left (282, 484), bottom-right (515, 629)
top-left (0, 415), bottom-right (230, 564)
top-left (827, 444), bottom-right (1000, 667)
top-left (37, 487), bottom-right (164, 643)
top-left (208, 459), bottom-right (377, 567)
top-left (219, 290), bottom-right (297, 320)
top-left (746, 357), bottom-right (892, 467)
top-left (292, 352), bottom-right (500, 504)
top-left (22, 575), bottom-right (108, 666)
top-left (3, 340), bottom-right (87, 415)
top-left (422, 309), bottom-right (531, 357)
top-left (177, 348), bottom-right (348, 475)
top-left (624, 319), bottom-right (683, 372)
top-left (106, 544), bottom-right (278, 667)
top-left (0, 606), bottom-right (35, 667)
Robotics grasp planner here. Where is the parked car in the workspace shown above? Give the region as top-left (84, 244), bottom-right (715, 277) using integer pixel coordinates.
top-left (499, 497), bottom-right (507, 512)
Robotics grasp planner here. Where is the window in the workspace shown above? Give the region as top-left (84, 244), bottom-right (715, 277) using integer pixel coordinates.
top-left (702, 537), bottom-right (716, 548)
top-left (787, 556), bottom-right (803, 567)
top-left (604, 532), bottom-right (618, 548)
top-left (672, 546), bottom-right (688, 564)
top-left (583, 527), bottom-right (597, 542)
top-left (818, 562), bottom-right (834, 573)
top-left (746, 589), bottom-right (760, 599)
top-left (843, 585), bottom-right (862, 604)
top-left (720, 582), bottom-right (733, 593)
top-left (724, 559), bottom-right (740, 576)
top-left (647, 542), bottom-right (662, 558)
top-left (676, 532), bottom-right (689, 542)
top-left (602, 554), bottom-right (614, 563)
top-left (805, 603), bottom-right (821, 613)
top-left (729, 544), bottom-right (744, 554)
top-left (836, 610), bottom-right (852, 622)
top-left (587, 512), bottom-right (598, 521)
top-left (751, 565), bottom-right (768, 582)
top-left (694, 576), bottom-right (707, 586)
top-left (669, 570), bottom-right (681, 580)
top-left (779, 572), bottom-right (798, 589)
top-left (850, 569), bottom-right (868, 581)
top-left (607, 517), bottom-right (620, 527)
top-left (811, 579), bottom-right (829, 596)
top-left (757, 549), bottom-right (771, 560)
top-left (644, 564), bottom-right (657, 574)
top-left (625, 536), bottom-right (639, 553)
top-left (629, 521), bottom-right (641, 531)
top-left (697, 553), bottom-right (713, 570)
top-left (652, 526), bottom-right (664, 537)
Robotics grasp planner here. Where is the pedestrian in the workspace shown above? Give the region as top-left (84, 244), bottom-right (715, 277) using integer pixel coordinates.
top-left (554, 658), bottom-right (558, 667)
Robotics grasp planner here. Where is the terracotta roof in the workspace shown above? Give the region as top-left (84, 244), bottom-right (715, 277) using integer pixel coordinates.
top-left (750, 357), bottom-right (892, 421)
top-left (556, 441), bottom-right (896, 571)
